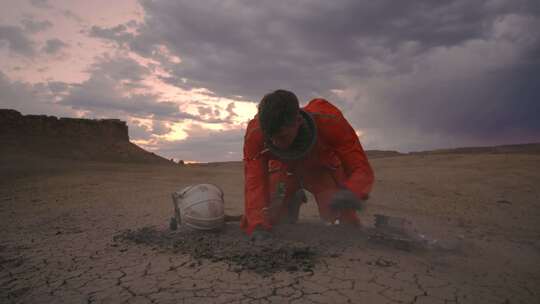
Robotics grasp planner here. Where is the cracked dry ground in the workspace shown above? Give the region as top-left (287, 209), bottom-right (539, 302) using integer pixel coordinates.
top-left (1, 154), bottom-right (540, 303)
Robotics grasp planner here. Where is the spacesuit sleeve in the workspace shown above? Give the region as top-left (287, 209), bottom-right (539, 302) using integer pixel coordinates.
top-left (241, 120), bottom-right (271, 235)
top-left (329, 115), bottom-right (374, 199)
top-left (307, 99), bottom-right (374, 200)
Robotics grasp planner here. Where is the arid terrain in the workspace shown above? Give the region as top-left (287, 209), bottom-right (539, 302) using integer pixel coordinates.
top-left (2, 110), bottom-right (540, 303)
top-left (2, 149), bottom-right (540, 303)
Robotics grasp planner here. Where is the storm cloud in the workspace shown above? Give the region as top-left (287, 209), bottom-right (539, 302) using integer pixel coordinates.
top-left (42, 38), bottom-right (68, 54)
top-left (58, 55), bottom-right (228, 125)
top-left (1, 0), bottom-right (538, 162)
top-left (21, 18), bottom-right (53, 33)
top-left (89, 24), bottom-right (135, 48)
top-left (0, 25), bottom-right (35, 57)
top-left (124, 0), bottom-right (540, 151)
top-left (0, 71), bottom-right (73, 116)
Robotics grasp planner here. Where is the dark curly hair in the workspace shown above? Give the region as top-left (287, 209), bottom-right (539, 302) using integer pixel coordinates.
top-left (258, 89), bottom-right (299, 137)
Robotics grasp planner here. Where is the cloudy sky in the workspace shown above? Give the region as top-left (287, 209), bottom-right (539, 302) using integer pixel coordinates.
top-left (1, 0), bottom-right (539, 162)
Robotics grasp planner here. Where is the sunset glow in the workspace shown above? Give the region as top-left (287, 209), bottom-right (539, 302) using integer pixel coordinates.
top-left (1, 0), bottom-right (538, 162)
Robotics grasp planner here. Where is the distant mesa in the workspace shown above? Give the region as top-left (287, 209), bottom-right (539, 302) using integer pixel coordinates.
top-left (365, 143), bottom-right (540, 159)
top-left (2, 109), bottom-right (538, 164)
top-left (0, 109), bottom-right (171, 164)
top-left (409, 144), bottom-right (540, 155)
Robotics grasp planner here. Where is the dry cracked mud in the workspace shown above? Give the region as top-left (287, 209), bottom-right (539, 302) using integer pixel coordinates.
top-left (1, 153), bottom-right (540, 303)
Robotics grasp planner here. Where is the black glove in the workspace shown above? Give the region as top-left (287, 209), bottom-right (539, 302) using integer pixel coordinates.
top-left (330, 189), bottom-right (364, 211)
top-left (287, 189), bottom-right (307, 224)
top-left (250, 228), bottom-right (272, 242)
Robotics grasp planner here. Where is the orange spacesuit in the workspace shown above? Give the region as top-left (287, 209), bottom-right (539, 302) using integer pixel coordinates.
top-left (241, 98), bottom-right (374, 235)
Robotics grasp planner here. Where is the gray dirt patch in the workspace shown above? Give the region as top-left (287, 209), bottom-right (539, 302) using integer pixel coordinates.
top-left (114, 225), bottom-right (318, 276)
top-left (113, 220), bottom-right (435, 276)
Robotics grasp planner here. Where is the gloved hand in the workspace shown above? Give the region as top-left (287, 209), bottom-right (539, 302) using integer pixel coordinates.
top-left (250, 228), bottom-right (272, 242)
top-left (287, 189), bottom-right (307, 224)
top-left (329, 189), bottom-right (364, 211)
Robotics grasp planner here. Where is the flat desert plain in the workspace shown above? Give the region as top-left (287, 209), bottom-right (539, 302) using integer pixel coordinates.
top-left (1, 152), bottom-right (540, 303)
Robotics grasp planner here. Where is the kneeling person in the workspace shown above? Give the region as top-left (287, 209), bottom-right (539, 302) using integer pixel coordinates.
top-left (241, 90), bottom-right (374, 240)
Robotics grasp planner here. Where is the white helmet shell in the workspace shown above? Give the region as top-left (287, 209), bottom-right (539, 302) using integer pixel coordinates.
top-left (172, 184), bottom-right (225, 230)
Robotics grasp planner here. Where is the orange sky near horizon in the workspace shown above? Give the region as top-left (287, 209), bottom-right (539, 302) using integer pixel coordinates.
top-left (0, 0), bottom-right (260, 162)
top-left (2, 0), bottom-right (538, 161)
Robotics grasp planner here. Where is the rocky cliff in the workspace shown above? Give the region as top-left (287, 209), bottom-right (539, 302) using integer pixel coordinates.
top-left (0, 109), bottom-right (170, 164)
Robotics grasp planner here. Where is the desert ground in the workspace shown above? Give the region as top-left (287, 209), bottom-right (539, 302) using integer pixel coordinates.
top-left (1, 152), bottom-right (540, 303)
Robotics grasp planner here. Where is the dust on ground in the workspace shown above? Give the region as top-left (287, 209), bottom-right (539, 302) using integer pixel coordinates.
top-left (115, 225), bottom-right (318, 276)
top-left (1, 153), bottom-right (540, 303)
top-left (113, 216), bottom-right (436, 277)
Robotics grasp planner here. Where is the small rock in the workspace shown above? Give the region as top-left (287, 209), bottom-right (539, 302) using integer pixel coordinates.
top-left (232, 266), bottom-right (243, 273)
top-left (369, 257), bottom-right (396, 267)
top-left (286, 265), bottom-right (298, 272)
